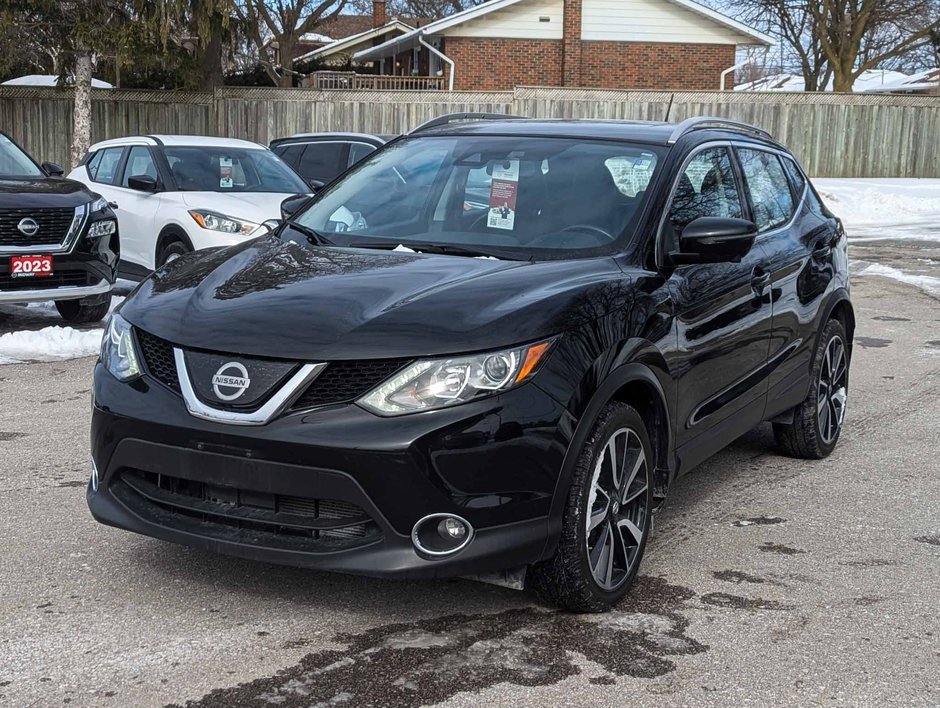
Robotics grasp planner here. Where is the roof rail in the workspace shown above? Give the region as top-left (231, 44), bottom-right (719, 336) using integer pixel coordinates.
top-left (410, 112), bottom-right (528, 133)
top-left (667, 116), bottom-right (772, 144)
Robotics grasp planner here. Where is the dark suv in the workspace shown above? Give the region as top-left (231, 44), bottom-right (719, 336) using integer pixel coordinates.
top-left (88, 115), bottom-right (852, 611)
top-left (0, 132), bottom-right (119, 322)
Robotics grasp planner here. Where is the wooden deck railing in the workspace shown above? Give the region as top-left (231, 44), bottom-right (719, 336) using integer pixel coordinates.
top-left (309, 71), bottom-right (445, 91)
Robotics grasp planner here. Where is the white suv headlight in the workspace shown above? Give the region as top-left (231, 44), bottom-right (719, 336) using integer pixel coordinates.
top-left (100, 314), bottom-right (141, 381)
top-left (358, 339), bottom-right (554, 416)
top-left (188, 209), bottom-right (259, 236)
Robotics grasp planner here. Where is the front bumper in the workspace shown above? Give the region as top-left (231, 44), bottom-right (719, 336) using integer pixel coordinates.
top-left (0, 229), bottom-right (119, 304)
top-left (89, 363), bottom-right (571, 579)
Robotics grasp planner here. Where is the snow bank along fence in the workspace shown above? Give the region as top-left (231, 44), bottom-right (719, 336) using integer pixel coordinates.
top-left (2, 85), bottom-right (939, 178)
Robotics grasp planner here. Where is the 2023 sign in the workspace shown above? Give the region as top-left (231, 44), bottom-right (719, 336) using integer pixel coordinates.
top-left (9, 255), bottom-right (53, 278)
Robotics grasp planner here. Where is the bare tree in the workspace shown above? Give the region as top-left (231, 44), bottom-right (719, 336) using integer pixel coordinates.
top-left (810, 0), bottom-right (940, 91)
top-left (236, 0), bottom-right (352, 87)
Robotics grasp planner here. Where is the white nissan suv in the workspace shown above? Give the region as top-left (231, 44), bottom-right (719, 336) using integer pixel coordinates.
top-left (69, 135), bottom-right (310, 277)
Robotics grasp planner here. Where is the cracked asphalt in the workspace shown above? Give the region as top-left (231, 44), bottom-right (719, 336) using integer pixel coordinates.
top-left (1, 275), bottom-right (938, 707)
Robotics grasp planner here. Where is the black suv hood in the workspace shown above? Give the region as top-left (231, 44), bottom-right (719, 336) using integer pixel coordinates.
top-left (121, 235), bottom-right (626, 360)
top-left (0, 177), bottom-right (96, 209)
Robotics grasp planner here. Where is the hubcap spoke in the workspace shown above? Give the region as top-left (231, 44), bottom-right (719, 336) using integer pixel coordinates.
top-left (621, 482), bottom-right (648, 506)
top-left (818, 335), bottom-right (848, 444)
top-left (618, 517), bottom-right (644, 548)
top-left (590, 522), bottom-right (613, 584)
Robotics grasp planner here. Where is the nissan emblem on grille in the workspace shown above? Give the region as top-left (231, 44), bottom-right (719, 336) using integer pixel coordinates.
top-left (17, 218), bottom-right (39, 236)
top-left (211, 362), bottom-right (251, 401)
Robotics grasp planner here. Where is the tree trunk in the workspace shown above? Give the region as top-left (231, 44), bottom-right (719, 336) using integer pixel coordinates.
top-left (70, 50), bottom-right (93, 169)
top-left (198, 29), bottom-right (224, 90)
top-left (831, 67), bottom-right (854, 93)
top-left (277, 36), bottom-right (295, 87)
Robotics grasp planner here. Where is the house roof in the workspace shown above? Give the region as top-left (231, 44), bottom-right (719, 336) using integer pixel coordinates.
top-left (2, 74), bottom-right (114, 89)
top-left (295, 20), bottom-right (415, 65)
top-left (355, 0), bottom-right (772, 61)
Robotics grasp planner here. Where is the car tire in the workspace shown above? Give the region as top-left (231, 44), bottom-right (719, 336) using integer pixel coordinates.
top-left (157, 238), bottom-right (191, 268)
top-left (55, 294), bottom-right (111, 324)
top-left (530, 402), bottom-right (654, 613)
top-left (774, 318), bottom-right (849, 459)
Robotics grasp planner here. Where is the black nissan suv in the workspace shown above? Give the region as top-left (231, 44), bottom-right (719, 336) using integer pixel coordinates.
top-left (0, 132), bottom-right (119, 322)
top-left (88, 115), bottom-right (852, 612)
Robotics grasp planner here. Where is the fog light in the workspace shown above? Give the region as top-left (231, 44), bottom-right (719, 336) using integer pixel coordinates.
top-left (412, 513), bottom-right (474, 557)
top-left (438, 517), bottom-right (467, 540)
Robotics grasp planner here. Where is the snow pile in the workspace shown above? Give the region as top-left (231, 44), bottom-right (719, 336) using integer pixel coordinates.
top-left (0, 326), bottom-right (102, 364)
top-left (858, 263), bottom-right (940, 298)
top-left (813, 178), bottom-right (940, 234)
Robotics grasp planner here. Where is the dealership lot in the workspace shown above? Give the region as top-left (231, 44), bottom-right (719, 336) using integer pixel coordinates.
top-left (0, 274), bottom-right (937, 707)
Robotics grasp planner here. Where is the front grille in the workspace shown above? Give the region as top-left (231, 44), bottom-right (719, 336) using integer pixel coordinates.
top-left (292, 358), bottom-right (411, 409)
top-left (135, 328), bottom-right (180, 391)
top-left (0, 270), bottom-right (93, 290)
top-left (115, 470), bottom-right (382, 550)
top-left (0, 207), bottom-right (77, 247)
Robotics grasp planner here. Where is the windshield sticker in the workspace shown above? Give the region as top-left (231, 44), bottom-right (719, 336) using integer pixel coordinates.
top-left (634, 158), bottom-right (652, 171)
top-left (487, 160), bottom-right (519, 231)
top-left (219, 156), bottom-right (234, 188)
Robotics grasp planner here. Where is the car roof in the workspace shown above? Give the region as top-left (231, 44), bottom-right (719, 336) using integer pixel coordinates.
top-left (271, 132), bottom-right (387, 145)
top-left (88, 135), bottom-right (267, 151)
top-left (410, 118), bottom-right (779, 149)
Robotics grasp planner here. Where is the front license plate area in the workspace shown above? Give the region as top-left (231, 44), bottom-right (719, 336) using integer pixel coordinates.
top-left (9, 255), bottom-right (53, 278)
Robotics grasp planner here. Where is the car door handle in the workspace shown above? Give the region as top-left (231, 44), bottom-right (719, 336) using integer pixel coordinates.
top-left (751, 269), bottom-right (771, 291)
top-left (812, 242), bottom-right (832, 260)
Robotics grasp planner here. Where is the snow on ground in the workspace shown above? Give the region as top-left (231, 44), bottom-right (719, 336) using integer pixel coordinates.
top-left (0, 294), bottom-right (125, 364)
top-left (814, 178), bottom-right (940, 238)
top-left (0, 326), bottom-right (103, 365)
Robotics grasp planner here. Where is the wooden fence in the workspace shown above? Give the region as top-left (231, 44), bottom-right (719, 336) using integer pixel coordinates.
top-left (2, 84), bottom-right (939, 177)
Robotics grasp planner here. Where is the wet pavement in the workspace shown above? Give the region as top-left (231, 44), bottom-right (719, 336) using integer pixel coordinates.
top-left (1, 275), bottom-right (938, 707)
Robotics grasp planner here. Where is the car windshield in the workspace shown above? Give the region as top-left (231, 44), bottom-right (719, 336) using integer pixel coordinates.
top-left (289, 135), bottom-right (664, 259)
top-left (164, 146), bottom-right (307, 193)
top-left (0, 134), bottom-right (42, 178)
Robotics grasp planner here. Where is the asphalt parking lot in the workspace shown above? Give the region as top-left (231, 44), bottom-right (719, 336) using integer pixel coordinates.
top-left (1, 275), bottom-right (938, 707)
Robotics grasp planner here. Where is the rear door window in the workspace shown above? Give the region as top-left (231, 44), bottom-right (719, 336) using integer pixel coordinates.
top-left (87, 147), bottom-right (125, 184)
top-left (273, 144), bottom-right (305, 169)
top-left (298, 143), bottom-right (349, 182)
top-left (348, 142), bottom-right (377, 166)
top-left (737, 148), bottom-right (796, 232)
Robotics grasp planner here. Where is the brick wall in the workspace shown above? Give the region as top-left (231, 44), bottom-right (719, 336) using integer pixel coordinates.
top-left (562, 0), bottom-right (582, 86)
top-left (580, 42), bottom-right (737, 90)
top-left (443, 37), bottom-right (563, 91)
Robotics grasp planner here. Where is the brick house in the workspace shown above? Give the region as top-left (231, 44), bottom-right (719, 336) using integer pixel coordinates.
top-left (352, 0), bottom-right (772, 91)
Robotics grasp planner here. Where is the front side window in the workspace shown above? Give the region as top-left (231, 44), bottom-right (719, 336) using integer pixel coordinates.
top-left (164, 146), bottom-right (307, 193)
top-left (0, 134), bottom-right (42, 178)
top-left (298, 143), bottom-right (348, 182)
top-left (664, 147), bottom-right (743, 253)
top-left (737, 148), bottom-right (795, 232)
top-left (121, 146), bottom-right (158, 186)
top-left (88, 147), bottom-right (125, 184)
top-left (289, 136), bottom-right (664, 259)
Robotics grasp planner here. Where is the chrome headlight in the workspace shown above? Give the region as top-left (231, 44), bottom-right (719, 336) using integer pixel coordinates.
top-left (90, 197), bottom-right (109, 213)
top-left (188, 209), bottom-right (259, 236)
top-left (87, 219), bottom-right (117, 238)
top-left (100, 314), bottom-right (141, 381)
top-left (358, 339), bottom-right (554, 416)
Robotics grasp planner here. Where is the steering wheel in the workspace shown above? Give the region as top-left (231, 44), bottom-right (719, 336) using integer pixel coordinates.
top-left (559, 224), bottom-right (616, 241)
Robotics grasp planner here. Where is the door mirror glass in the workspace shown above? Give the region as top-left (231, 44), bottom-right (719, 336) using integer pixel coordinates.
top-left (41, 161), bottom-right (64, 177)
top-left (127, 174), bottom-right (159, 192)
top-left (280, 193), bottom-right (310, 219)
top-left (673, 216), bottom-right (757, 265)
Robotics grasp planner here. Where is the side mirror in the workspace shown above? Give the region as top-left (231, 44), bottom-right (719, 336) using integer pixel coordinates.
top-left (41, 161), bottom-right (64, 177)
top-left (672, 217), bottom-right (758, 265)
top-left (280, 193), bottom-right (310, 220)
top-left (307, 178), bottom-right (325, 193)
top-left (127, 175), bottom-right (159, 192)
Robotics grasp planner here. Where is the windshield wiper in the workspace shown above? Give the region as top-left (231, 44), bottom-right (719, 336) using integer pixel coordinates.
top-left (284, 220), bottom-right (335, 246)
top-left (348, 240), bottom-right (518, 260)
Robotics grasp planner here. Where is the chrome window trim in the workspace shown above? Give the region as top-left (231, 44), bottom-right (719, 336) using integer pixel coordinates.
top-left (0, 203), bottom-right (88, 255)
top-left (173, 348), bottom-right (327, 426)
top-left (654, 140), bottom-right (808, 267)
